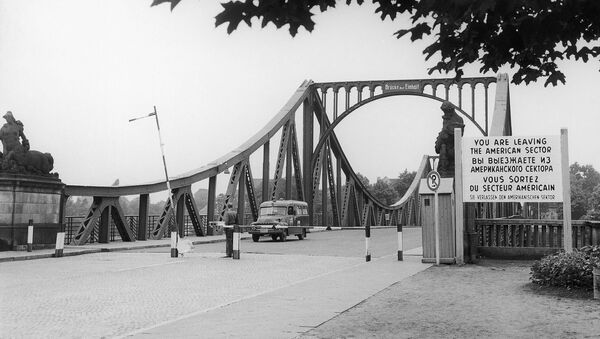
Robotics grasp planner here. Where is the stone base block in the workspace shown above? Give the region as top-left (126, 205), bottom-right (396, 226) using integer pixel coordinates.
top-left (0, 174), bottom-right (64, 251)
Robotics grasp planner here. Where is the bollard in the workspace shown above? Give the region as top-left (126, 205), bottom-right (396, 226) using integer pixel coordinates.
top-left (594, 267), bottom-right (599, 300)
top-left (27, 219), bottom-right (33, 252)
top-left (54, 232), bottom-right (65, 257)
top-left (170, 232), bottom-right (178, 258)
top-left (224, 226), bottom-right (233, 257)
top-left (397, 224), bottom-right (403, 261)
top-left (365, 224), bottom-right (371, 262)
top-left (232, 225), bottom-right (241, 260)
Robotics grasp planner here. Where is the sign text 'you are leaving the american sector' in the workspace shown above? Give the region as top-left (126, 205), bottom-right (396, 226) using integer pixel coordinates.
top-left (462, 136), bottom-right (563, 202)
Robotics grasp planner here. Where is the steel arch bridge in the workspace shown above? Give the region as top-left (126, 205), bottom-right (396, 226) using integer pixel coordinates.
top-left (65, 74), bottom-right (513, 245)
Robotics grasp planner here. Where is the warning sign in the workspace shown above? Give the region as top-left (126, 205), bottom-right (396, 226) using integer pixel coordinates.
top-left (462, 136), bottom-right (563, 202)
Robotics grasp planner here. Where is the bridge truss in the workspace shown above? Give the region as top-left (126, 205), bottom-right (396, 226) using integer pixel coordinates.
top-left (65, 74), bottom-right (512, 244)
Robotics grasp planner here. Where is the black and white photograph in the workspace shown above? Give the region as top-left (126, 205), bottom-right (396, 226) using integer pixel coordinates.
top-left (1, 1), bottom-right (599, 338)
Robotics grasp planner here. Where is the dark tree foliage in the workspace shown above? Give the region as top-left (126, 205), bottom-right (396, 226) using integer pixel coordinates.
top-left (570, 163), bottom-right (600, 220)
top-left (371, 178), bottom-right (400, 205)
top-left (152, 0), bottom-right (600, 86)
top-left (393, 169), bottom-right (416, 198)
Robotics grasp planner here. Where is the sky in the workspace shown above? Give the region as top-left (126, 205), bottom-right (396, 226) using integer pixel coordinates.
top-left (1, 1), bottom-right (599, 201)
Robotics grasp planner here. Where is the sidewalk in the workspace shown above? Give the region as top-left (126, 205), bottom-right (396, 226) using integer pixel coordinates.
top-left (0, 234), bottom-right (246, 262)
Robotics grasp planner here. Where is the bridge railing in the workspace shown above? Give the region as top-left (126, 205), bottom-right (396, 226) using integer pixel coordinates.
top-left (474, 218), bottom-right (600, 258)
top-left (64, 215), bottom-right (209, 244)
top-left (63, 212), bottom-right (339, 245)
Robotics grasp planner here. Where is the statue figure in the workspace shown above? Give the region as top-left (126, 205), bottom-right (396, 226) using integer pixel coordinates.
top-left (435, 101), bottom-right (465, 177)
top-left (0, 111), bottom-right (54, 175)
top-left (0, 111), bottom-right (29, 157)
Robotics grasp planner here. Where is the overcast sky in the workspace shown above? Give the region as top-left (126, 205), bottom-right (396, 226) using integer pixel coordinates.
top-left (1, 1), bottom-right (599, 200)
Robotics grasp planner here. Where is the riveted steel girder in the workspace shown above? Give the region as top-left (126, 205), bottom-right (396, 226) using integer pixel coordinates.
top-left (71, 196), bottom-right (134, 245)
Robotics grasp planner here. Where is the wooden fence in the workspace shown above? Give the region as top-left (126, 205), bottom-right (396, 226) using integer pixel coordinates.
top-left (474, 219), bottom-right (600, 259)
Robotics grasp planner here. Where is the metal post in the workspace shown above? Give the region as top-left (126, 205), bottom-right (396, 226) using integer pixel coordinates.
top-left (397, 224), bottom-right (403, 261)
top-left (27, 219), bottom-right (33, 252)
top-left (170, 231), bottom-right (178, 257)
top-left (129, 107), bottom-right (177, 257)
top-left (365, 224), bottom-right (371, 262)
top-left (434, 190), bottom-right (440, 265)
top-left (233, 224), bottom-right (241, 260)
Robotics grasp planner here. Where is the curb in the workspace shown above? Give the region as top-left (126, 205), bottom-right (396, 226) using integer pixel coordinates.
top-left (0, 236), bottom-right (246, 263)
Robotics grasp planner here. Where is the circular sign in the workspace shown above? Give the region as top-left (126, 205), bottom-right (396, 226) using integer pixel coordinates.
top-left (426, 170), bottom-right (441, 192)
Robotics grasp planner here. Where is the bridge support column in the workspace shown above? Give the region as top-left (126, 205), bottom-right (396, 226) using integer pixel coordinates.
top-left (238, 165), bottom-right (246, 225)
top-left (207, 176), bottom-right (216, 235)
top-left (262, 141), bottom-right (270, 203)
top-left (286, 119), bottom-right (293, 199)
top-left (303, 96), bottom-right (314, 225)
top-left (138, 194), bottom-right (149, 240)
top-left (176, 194), bottom-right (185, 237)
top-left (99, 206), bottom-right (110, 244)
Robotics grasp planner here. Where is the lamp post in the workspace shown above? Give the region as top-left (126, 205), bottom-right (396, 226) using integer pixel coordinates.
top-left (129, 106), bottom-right (177, 257)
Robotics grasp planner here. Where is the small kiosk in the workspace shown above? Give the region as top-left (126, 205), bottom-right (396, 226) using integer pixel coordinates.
top-left (419, 177), bottom-right (455, 264)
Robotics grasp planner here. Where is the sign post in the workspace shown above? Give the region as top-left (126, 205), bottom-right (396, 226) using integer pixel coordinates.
top-left (454, 128), bottom-right (464, 265)
top-left (427, 170), bottom-right (441, 265)
top-left (560, 129), bottom-right (572, 252)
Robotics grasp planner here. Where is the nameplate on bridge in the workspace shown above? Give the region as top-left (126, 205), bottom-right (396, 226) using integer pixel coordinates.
top-left (382, 81), bottom-right (421, 93)
top-left (461, 136), bottom-right (563, 202)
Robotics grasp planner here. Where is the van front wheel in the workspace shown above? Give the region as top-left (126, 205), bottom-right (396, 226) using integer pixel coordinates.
top-left (252, 234), bottom-right (260, 242)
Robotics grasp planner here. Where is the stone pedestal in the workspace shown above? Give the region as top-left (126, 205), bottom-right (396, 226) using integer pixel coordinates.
top-left (0, 174), bottom-right (64, 251)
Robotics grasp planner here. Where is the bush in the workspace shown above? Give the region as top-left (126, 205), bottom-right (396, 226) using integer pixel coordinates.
top-left (530, 245), bottom-right (600, 290)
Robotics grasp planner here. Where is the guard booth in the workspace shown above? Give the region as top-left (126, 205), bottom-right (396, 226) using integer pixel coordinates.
top-left (419, 177), bottom-right (455, 264)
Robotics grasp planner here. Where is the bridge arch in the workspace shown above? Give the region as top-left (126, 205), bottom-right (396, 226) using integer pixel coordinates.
top-left (311, 91), bottom-right (487, 173)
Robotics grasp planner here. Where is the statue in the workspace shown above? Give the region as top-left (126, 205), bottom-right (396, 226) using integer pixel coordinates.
top-left (435, 101), bottom-right (464, 177)
top-left (0, 111), bottom-right (55, 176)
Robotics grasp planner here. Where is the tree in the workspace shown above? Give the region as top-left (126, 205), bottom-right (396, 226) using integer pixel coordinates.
top-left (152, 0), bottom-right (600, 86)
top-left (371, 178), bottom-right (399, 205)
top-left (570, 163), bottom-right (600, 220)
top-left (355, 172), bottom-right (370, 187)
top-left (393, 169), bottom-right (416, 198)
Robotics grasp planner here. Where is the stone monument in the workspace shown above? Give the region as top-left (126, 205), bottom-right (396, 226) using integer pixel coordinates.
top-left (0, 111), bottom-right (63, 251)
top-left (435, 101), bottom-right (465, 177)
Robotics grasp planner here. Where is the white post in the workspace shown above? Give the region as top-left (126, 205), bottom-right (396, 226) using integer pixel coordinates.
top-left (54, 232), bottom-right (65, 257)
top-left (365, 224), bottom-right (371, 262)
top-left (397, 224), bottom-right (403, 261)
top-left (233, 225), bottom-right (241, 260)
top-left (170, 232), bottom-right (178, 257)
top-left (454, 128), bottom-right (464, 264)
top-left (561, 128), bottom-right (572, 252)
top-left (27, 219), bottom-right (33, 252)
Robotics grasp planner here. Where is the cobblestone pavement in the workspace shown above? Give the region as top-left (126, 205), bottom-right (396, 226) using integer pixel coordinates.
top-left (0, 228), bottom-right (426, 339)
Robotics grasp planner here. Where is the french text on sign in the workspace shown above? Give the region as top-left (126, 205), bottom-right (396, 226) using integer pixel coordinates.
top-left (462, 135), bottom-right (563, 202)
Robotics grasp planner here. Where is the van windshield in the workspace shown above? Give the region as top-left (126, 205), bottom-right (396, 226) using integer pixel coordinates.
top-left (260, 206), bottom-right (288, 216)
